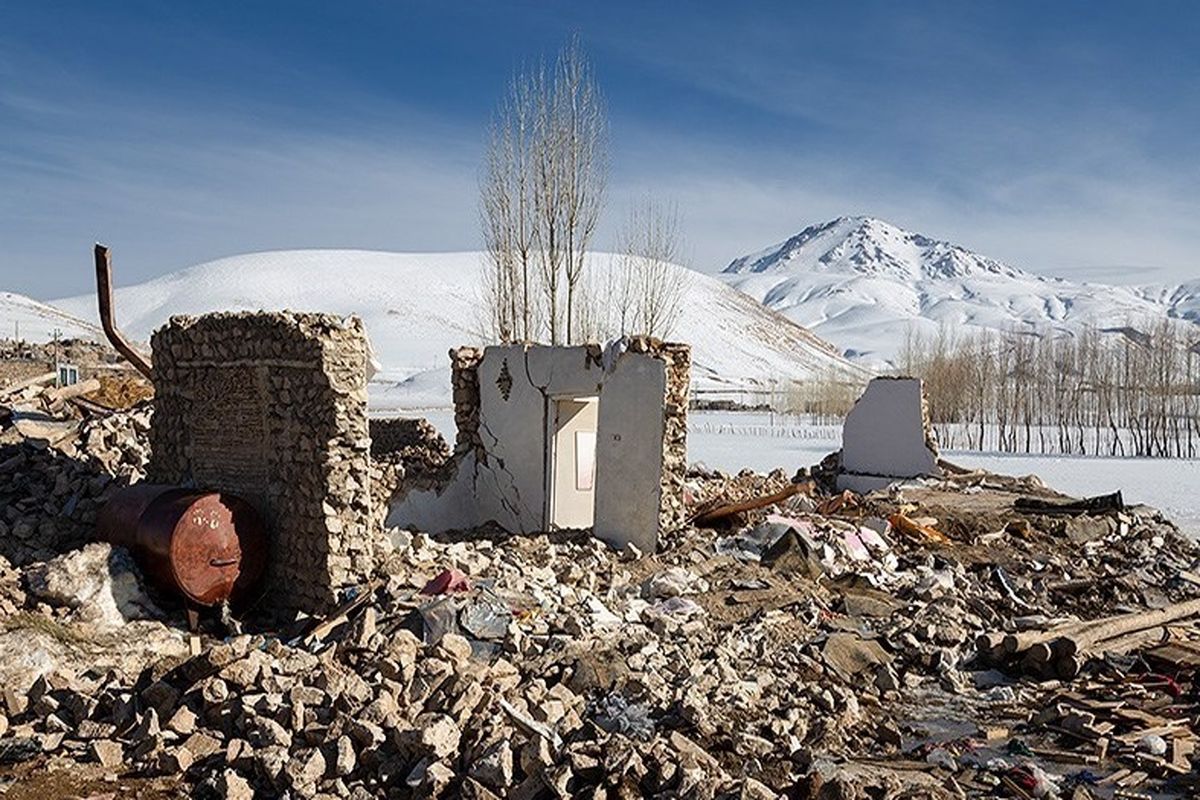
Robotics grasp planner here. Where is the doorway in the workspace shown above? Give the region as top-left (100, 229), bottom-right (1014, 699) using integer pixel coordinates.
top-left (547, 396), bottom-right (599, 529)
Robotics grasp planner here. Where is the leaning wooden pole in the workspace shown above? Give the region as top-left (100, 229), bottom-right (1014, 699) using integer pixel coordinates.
top-left (94, 243), bottom-right (153, 380)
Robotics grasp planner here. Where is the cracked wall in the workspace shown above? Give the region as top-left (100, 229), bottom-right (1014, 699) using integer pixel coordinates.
top-left (387, 340), bottom-right (690, 553)
top-left (148, 311), bottom-right (374, 615)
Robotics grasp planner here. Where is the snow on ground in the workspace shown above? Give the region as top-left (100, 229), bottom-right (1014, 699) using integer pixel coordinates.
top-left (52, 249), bottom-right (866, 407)
top-left (399, 408), bottom-right (1200, 539)
top-left (946, 451), bottom-right (1200, 538)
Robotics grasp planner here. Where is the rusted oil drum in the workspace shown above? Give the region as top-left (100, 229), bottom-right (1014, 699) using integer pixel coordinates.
top-left (97, 484), bottom-right (268, 607)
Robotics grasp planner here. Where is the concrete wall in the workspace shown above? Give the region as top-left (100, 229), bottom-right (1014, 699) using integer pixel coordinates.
top-left (388, 340), bottom-right (689, 553)
top-left (148, 312), bottom-right (373, 615)
top-left (837, 376), bottom-right (941, 493)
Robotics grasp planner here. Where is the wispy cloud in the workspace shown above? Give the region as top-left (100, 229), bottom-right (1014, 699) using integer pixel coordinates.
top-left (2, 2), bottom-right (1198, 299)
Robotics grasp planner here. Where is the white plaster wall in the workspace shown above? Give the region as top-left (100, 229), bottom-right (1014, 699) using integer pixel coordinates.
top-left (593, 356), bottom-right (666, 554)
top-left (387, 344), bottom-right (668, 551)
top-left (839, 377), bottom-right (940, 489)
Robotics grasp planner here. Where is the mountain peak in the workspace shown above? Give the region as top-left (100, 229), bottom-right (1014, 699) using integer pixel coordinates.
top-left (723, 216), bottom-right (1025, 282)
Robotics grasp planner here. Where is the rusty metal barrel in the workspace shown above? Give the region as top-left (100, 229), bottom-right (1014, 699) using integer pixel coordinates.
top-left (97, 484), bottom-right (268, 607)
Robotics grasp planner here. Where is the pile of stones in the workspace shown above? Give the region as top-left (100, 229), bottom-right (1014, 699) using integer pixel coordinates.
top-left (0, 406), bottom-right (149, 566)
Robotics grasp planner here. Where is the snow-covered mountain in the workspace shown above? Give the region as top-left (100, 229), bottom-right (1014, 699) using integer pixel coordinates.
top-left (0, 292), bottom-right (102, 343)
top-left (723, 216), bottom-right (1199, 365)
top-left (51, 249), bottom-right (866, 408)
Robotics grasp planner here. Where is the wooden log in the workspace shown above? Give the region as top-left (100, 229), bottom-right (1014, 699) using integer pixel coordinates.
top-left (43, 377), bottom-right (100, 406)
top-left (1052, 598), bottom-right (1200, 658)
top-left (691, 483), bottom-right (803, 526)
top-left (1000, 618), bottom-right (1091, 656)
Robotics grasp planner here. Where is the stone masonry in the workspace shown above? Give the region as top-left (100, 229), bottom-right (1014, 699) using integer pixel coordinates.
top-left (148, 312), bottom-right (373, 615)
top-left (646, 340), bottom-right (690, 537)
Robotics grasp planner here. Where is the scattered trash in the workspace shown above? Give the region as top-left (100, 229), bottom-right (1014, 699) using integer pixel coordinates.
top-left (459, 593), bottom-right (512, 640)
top-left (590, 693), bottom-right (655, 740)
top-left (641, 566), bottom-right (706, 598)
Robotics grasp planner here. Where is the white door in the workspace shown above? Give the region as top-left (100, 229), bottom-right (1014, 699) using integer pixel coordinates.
top-left (548, 396), bottom-right (599, 529)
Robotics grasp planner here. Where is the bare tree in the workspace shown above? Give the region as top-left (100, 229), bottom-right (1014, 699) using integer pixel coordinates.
top-left (616, 197), bottom-right (690, 339)
top-left (482, 36), bottom-right (607, 346)
top-left (480, 64), bottom-right (541, 341)
top-left (553, 35), bottom-right (607, 345)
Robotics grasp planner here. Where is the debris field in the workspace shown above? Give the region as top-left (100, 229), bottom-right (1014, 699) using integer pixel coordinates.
top-left (3, 342), bottom-right (1200, 800)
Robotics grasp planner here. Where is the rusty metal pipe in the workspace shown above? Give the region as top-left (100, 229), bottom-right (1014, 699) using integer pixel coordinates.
top-left (94, 243), bottom-right (153, 380)
top-left (97, 484), bottom-right (268, 607)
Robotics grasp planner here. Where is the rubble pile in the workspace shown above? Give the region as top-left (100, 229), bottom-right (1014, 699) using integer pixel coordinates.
top-left (2, 468), bottom-right (1197, 798)
top-left (0, 407), bottom-right (150, 565)
top-left (4, 360), bottom-right (1200, 797)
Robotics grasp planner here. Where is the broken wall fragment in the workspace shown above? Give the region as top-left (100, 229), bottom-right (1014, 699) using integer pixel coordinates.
top-left (837, 376), bottom-right (941, 492)
top-left (388, 339), bottom-right (689, 554)
top-left (148, 311), bottom-right (374, 615)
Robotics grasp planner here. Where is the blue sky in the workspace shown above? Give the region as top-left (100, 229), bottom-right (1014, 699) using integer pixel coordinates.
top-left (2, 1), bottom-right (1198, 297)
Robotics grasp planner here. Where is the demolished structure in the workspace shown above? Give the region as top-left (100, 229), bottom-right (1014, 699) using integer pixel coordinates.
top-left (836, 376), bottom-right (942, 492)
top-left (4, 284), bottom-right (1200, 798)
top-left (147, 312), bottom-right (376, 614)
top-left (388, 340), bottom-right (690, 554)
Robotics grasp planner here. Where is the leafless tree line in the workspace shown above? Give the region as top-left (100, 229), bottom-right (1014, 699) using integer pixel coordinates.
top-left (479, 38), bottom-right (688, 345)
top-left (576, 198), bottom-right (690, 342)
top-left (899, 322), bottom-right (1200, 458)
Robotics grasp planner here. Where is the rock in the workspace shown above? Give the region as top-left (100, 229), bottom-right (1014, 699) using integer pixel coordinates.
top-left (159, 744), bottom-right (195, 774)
top-left (404, 713), bottom-right (461, 760)
top-left (219, 767), bottom-right (255, 800)
top-left (90, 738), bottom-right (124, 769)
top-left (407, 758), bottom-right (455, 795)
top-left (334, 735), bottom-right (357, 777)
top-left (740, 777), bottom-right (777, 800)
top-left (250, 716), bottom-right (292, 749)
top-left (874, 664), bottom-right (901, 692)
top-left (167, 705), bottom-right (198, 735)
top-left (285, 747), bottom-right (326, 790)
top-left (180, 731), bottom-right (222, 760)
top-left (469, 740), bottom-right (514, 789)
top-left (822, 633), bottom-right (893, 681)
top-left (436, 632), bottom-right (473, 665)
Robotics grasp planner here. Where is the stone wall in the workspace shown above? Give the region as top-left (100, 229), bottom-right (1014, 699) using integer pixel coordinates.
top-left (449, 347), bottom-right (484, 460)
top-left (645, 340), bottom-right (690, 536)
top-left (148, 312), bottom-right (373, 614)
top-left (367, 417), bottom-right (453, 532)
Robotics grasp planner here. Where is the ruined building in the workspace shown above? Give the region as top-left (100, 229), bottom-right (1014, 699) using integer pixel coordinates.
top-left (147, 312), bottom-right (375, 614)
top-left (143, 309), bottom-right (690, 614)
top-left (387, 339), bottom-right (691, 555)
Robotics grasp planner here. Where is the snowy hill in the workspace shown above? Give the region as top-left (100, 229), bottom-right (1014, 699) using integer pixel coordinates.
top-left (52, 249), bottom-right (866, 409)
top-left (0, 292), bottom-right (102, 343)
top-left (723, 216), bottom-right (1199, 365)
